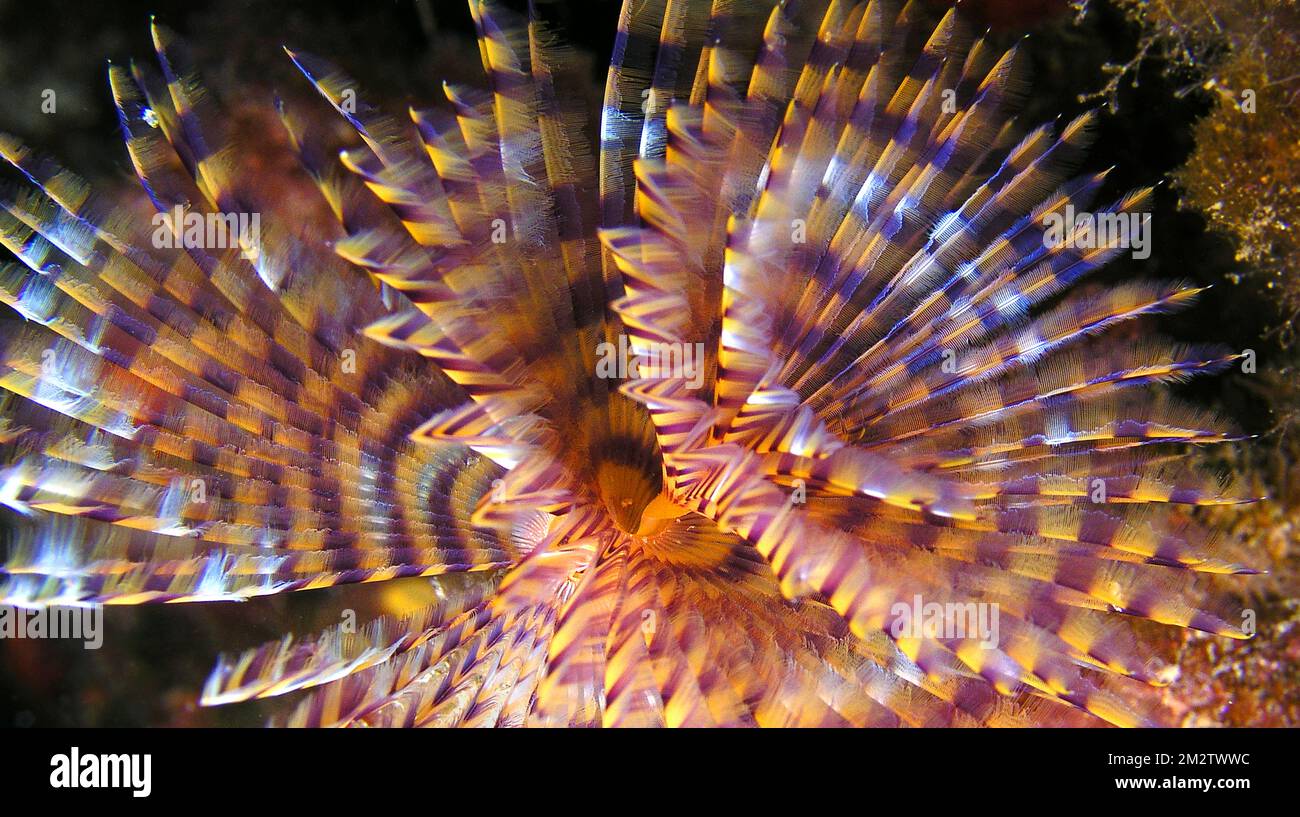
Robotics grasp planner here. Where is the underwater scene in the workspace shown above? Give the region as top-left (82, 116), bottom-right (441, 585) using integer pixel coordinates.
top-left (0, 0), bottom-right (1296, 734)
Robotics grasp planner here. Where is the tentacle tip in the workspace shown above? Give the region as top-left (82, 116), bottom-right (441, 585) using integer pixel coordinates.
top-left (1146, 663), bottom-right (1180, 687)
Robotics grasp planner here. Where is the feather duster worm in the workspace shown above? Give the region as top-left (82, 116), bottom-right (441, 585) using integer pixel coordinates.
top-left (0, 0), bottom-right (1259, 727)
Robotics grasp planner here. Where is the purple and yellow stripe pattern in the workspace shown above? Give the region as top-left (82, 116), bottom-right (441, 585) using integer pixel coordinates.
top-left (0, 0), bottom-right (1257, 727)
